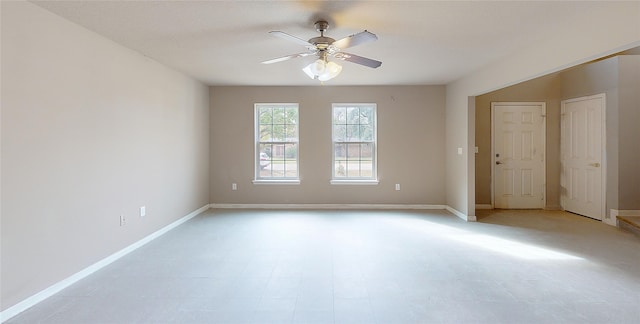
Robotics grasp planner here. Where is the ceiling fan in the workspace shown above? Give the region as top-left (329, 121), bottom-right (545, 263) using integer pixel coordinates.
top-left (261, 20), bottom-right (382, 81)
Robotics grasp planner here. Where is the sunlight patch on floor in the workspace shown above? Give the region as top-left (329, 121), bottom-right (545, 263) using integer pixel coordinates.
top-left (385, 213), bottom-right (584, 261)
top-left (447, 233), bottom-right (583, 260)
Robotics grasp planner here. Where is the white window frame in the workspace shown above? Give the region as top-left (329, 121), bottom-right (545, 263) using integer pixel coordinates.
top-left (253, 103), bottom-right (300, 184)
top-left (331, 103), bottom-right (378, 185)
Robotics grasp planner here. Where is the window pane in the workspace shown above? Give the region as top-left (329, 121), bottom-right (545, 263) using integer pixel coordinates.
top-left (284, 144), bottom-right (298, 177)
top-left (347, 107), bottom-right (359, 124)
top-left (334, 125), bottom-right (346, 141)
top-left (285, 125), bottom-right (297, 141)
top-left (360, 125), bottom-right (373, 141)
top-left (259, 145), bottom-right (272, 172)
top-left (334, 107), bottom-right (346, 124)
top-left (285, 143), bottom-right (298, 159)
top-left (360, 107), bottom-right (373, 125)
top-left (360, 160), bottom-right (373, 177)
top-left (346, 160), bottom-right (361, 177)
top-left (260, 166), bottom-right (273, 177)
top-left (332, 104), bottom-right (376, 180)
top-left (271, 144), bottom-right (283, 159)
top-left (272, 123), bottom-right (283, 141)
top-left (347, 124), bottom-right (360, 141)
top-left (335, 160), bottom-right (347, 177)
top-left (256, 104), bottom-right (299, 180)
top-left (273, 107), bottom-right (285, 122)
top-left (259, 108), bottom-right (272, 124)
top-left (259, 144), bottom-right (272, 156)
top-left (259, 125), bottom-right (272, 141)
top-left (259, 144), bottom-right (272, 177)
top-left (266, 143), bottom-right (297, 177)
top-left (286, 107), bottom-right (297, 124)
top-left (334, 143), bottom-right (346, 159)
top-left (347, 143), bottom-right (361, 159)
top-left (361, 143), bottom-right (373, 159)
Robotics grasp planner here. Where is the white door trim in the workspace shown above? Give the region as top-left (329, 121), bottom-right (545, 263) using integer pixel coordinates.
top-left (560, 93), bottom-right (606, 220)
top-left (491, 102), bottom-right (546, 209)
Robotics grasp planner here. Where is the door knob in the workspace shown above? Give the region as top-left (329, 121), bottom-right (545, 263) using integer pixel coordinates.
top-left (496, 161), bottom-right (503, 165)
top-left (589, 162), bottom-right (601, 167)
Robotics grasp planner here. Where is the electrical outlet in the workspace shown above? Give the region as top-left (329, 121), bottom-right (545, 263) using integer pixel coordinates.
top-left (395, 184), bottom-right (401, 191)
top-left (120, 214), bottom-right (126, 226)
top-left (140, 206), bottom-right (146, 217)
top-left (232, 183), bottom-right (237, 191)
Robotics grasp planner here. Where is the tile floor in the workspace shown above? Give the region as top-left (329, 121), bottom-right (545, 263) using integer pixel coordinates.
top-left (6, 209), bottom-right (640, 323)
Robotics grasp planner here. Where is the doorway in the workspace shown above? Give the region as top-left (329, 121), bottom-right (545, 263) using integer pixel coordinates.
top-left (491, 102), bottom-right (546, 209)
top-left (560, 94), bottom-right (606, 220)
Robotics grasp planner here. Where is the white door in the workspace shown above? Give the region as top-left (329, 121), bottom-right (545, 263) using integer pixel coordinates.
top-left (492, 102), bottom-right (546, 209)
top-left (561, 94), bottom-right (605, 220)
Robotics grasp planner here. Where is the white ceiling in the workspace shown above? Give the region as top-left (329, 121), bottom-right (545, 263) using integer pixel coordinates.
top-left (32, 1), bottom-right (608, 86)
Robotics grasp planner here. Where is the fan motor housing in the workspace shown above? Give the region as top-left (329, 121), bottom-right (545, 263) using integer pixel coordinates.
top-left (308, 36), bottom-right (335, 49)
top-left (310, 20), bottom-right (334, 50)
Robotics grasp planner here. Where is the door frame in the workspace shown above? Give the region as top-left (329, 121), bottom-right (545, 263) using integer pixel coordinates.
top-left (491, 102), bottom-right (546, 209)
top-left (560, 93), bottom-right (607, 220)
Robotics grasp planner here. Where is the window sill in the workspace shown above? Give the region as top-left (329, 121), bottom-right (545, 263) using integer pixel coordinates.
top-left (253, 179), bottom-right (301, 185)
top-left (330, 179), bottom-right (379, 185)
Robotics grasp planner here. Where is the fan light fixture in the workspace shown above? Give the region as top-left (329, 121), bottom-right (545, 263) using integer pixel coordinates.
top-left (261, 20), bottom-right (381, 82)
top-left (302, 58), bottom-right (342, 81)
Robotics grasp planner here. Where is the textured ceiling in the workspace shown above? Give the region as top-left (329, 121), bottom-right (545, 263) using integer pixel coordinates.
top-left (32, 1), bottom-right (607, 86)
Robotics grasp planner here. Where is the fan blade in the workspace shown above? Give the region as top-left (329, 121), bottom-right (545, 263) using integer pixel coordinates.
top-left (334, 52), bottom-right (382, 68)
top-left (269, 31), bottom-right (313, 47)
top-left (332, 31), bottom-right (378, 49)
top-left (261, 52), bottom-right (314, 64)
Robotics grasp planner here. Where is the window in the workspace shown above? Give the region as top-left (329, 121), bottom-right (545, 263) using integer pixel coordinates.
top-left (255, 104), bottom-right (299, 182)
top-left (332, 104), bottom-right (377, 183)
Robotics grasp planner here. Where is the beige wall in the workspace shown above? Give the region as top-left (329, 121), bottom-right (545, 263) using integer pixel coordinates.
top-left (561, 55), bottom-right (640, 211)
top-left (617, 56), bottom-right (640, 210)
top-left (446, 1), bottom-right (640, 217)
top-left (3, 0), bottom-right (640, 315)
top-left (475, 74), bottom-right (562, 208)
top-left (210, 86), bottom-right (446, 205)
top-left (1, 2), bottom-right (210, 311)
top-left (475, 55), bottom-right (640, 214)
top-left (560, 57), bottom-right (620, 215)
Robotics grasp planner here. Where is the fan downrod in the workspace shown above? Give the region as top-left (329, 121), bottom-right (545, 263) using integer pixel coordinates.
top-left (314, 20), bottom-right (329, 36)
top-left (309, 20), bottom-right (335, 50)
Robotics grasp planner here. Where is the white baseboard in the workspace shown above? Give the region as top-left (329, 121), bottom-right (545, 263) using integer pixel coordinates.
top-left (609, 209), bottom-right (640, 227)
top-left (210, 203), bottom-right (447, 210)
top-left (0, 204), bottom-right (210, 323)
top-left (211, 203), bottom-right (477, 222)
top-left (444, 205), bottom-right (476, 222)
top-left (475, 204), bottom-right (493, 210)
top-left (607, 209), bottom-right (620, 226)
